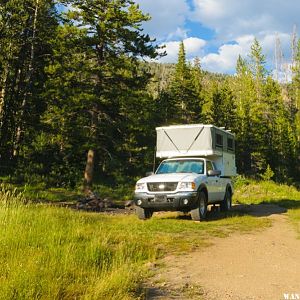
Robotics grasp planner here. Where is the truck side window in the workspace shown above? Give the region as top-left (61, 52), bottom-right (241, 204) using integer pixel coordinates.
top-left (212, 162), bottom-right (217, 170)
top-left (206, 161), bottom-right (213, 173)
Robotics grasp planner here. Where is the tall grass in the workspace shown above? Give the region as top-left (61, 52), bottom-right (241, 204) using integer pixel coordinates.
top-left (233, 177), bottom-right (300, 205)
top-left (0, 183), bottom-right (271, 299)
top-left (0, 184), bottom-right (26, 206)
top-left (0, 205), bottom-right (154, 299)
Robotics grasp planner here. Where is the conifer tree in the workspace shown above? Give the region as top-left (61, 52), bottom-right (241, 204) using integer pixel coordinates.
top-left (168, 42), bottom-right (202, 124)
top-left (209, 82), bottom-right (236, 129)
top-left (232, 39), bottom-right (298, 180)
top-left (0, 0), bottom-right (58, 171)
top-left (45, 0), bottom-right (159, 190)
top-left (291, 40), bottom-right (300, 140)
top-left (233, 54), bottom-right (255, 173)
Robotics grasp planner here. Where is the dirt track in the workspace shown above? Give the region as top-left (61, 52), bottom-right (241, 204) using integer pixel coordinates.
top-left (147, 205), bottom-right (300, 300)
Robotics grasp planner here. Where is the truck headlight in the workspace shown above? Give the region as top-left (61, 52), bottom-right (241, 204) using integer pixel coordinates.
top-left (135, 182), bottom-right (147, 192)
top-left (178, 182), bottom-right (196, 191)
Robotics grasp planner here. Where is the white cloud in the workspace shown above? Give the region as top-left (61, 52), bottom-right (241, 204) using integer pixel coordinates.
top-left (158, 37), bottom-right (206, 63)
top-left (184, 37), bottom-right (207, 54)
top-left (191, 0), bottom-right (299, 40)
top-left (200, 32), bottom-right (294, 74)
top-left (201, 43), bottom-right (248, 73)
top-left (135, 0), bottom-right (190, 41)
top-left (167, 27), bottom-right (188, 41)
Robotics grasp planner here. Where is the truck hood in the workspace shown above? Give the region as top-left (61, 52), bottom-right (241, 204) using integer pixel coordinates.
top-left (137, 173), bottom-right (200, 183)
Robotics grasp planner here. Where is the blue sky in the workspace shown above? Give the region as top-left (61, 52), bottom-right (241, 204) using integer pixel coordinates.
top-left (135, 0), bottom-right (299, 75)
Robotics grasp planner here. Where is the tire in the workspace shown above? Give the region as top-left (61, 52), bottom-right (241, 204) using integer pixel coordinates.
top-left (220, 188), bottom-right (232, 212)
top-left (191, 191), bottom-right (207, 221)
top-left (135, 206), bottom-right (153, 220)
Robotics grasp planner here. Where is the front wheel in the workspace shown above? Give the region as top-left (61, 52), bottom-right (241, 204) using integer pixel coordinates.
top-left (220, 189), bottom-right (232, 212)
top-left (191, 191), bottom-right (207, 221)
top-left (135, 206), bottom-right (153, 220)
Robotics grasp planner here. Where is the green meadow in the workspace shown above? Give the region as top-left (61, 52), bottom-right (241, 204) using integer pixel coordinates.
top-left (1, 180), bottom-right (300, 299)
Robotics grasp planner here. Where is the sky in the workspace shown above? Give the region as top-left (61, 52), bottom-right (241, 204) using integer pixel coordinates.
top-left (134, 0), bottom-right (299, 75)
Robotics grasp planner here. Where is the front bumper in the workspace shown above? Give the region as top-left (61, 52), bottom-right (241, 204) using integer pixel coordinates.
top-left (134, 191), bottom-right (198, 211)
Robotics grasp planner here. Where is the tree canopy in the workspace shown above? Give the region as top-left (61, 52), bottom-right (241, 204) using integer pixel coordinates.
top-left (0, 2), bottom-right (299, 188)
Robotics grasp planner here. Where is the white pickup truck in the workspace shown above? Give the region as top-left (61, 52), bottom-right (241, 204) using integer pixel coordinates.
top-left (134, 124), bottom-right (236, 221)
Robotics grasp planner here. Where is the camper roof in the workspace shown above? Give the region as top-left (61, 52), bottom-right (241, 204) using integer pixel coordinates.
top-left (156, 124), bottom-right (235, 137)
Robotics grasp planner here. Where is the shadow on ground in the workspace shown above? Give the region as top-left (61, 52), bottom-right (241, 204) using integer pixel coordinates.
top-left (172, 203), bottom-right (287, 222)
top-left (229, 203), bottom-right (287, 217)
top-left (261, 199), bottom-right (300, 209)
top-left (173, 199), bottom-right (300, 222)
top-left (230, 198), bottom-right (300, 217)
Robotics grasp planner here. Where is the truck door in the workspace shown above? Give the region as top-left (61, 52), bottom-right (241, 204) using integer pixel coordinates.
top-left (212, 162), bottom-right (225, 201)
top-left (206, 161), bottom-right (218, 202)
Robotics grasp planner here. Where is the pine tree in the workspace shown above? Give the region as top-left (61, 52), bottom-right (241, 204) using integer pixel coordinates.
top-left (247, 38), bottom-right (270, 174)
top-left (209, 82), bottom-right (236, 129)
top-left (44, 0), bottom-right (159, 191)
top-left (291, 40), bottom-right (300, 140)
top-left (0, 0), bottom-right (58, 172)
top-left (168, 42), bottom-right (202, 124)
top-left (232, 39), bottom-right (298, 180)
top-left (191, 57), bottom-right (205, 119)
top-left (249, 38), bottom-right (267, 85)
top-left (232, 54), bottom-right (255, 174)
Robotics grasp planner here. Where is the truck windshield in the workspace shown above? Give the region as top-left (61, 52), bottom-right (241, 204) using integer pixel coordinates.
top-left (156, 160), bottom-right (204, 174)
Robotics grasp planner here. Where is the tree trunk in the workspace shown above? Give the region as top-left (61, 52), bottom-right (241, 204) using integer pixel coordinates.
top-left (82, 26), bottom-right (104, 192)
top-left (0, 68), bottom-right (8, 118)
top-left (13, 0), bottom-right (39, 157)
top-left (83, 149), bottom-right (95, 193)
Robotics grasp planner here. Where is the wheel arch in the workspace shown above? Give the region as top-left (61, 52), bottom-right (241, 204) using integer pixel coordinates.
top-left (226, 183), bottom-right (233, 196)
top-left (198, 183), bottom-right (208, 200)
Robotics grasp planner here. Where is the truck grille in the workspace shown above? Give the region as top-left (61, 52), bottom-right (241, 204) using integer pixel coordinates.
top-left (147, 182), bottom-right (178, 192)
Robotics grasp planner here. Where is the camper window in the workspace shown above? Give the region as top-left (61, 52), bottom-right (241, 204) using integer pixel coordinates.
top-left (227, 137), bottom-right (234, 151)
top-left (216, 133), bottom-right (223, 148)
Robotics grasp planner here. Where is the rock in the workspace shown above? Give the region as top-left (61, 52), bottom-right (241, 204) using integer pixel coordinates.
top-left (125, 200), bottom-right (134, 210)
top-left (103, 197), bottom-right (113, 208)
top-left (76, 193), bottom-right (119, 212)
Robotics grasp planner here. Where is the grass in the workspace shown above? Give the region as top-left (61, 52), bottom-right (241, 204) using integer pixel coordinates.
top-left (0, 182), bottom-right (134, 205)
top-left (288, 209), bottom-right (300, 238)
top-left (23, 186), bottom-right (80, 203)
top-left (233, 178), bottom-right (300, 205)
top-left (1, 178), bottom-right (300, 299)
top-left (0, 182), bottom-right (80, 203)
top-left (0, 184), bottom-right (270, 300)
top-left (233, 177), bottom-right (300, 238)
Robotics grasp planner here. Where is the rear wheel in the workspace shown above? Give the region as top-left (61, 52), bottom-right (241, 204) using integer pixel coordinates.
top-left (220, 188), bottom-right (232, 212)
top-left (191, 191), bottom-right (207, 221)
top-left (135, 206), bottom-right (153, 220)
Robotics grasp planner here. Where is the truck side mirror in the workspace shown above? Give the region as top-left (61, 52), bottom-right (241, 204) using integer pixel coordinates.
top-left (207, 170), bottom-right (221, 176)
top-left (146, 171), bottom-right (154, 176)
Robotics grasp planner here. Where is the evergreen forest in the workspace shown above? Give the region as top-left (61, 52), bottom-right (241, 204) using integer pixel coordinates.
top-left (0, 0), bottom-right (300, 192)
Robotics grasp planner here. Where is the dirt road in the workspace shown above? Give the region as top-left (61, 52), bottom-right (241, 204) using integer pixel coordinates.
top-left (147, 205), bottom-right (300, 300)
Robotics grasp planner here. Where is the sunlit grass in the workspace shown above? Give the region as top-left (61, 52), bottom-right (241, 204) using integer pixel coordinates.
top-left (0, 184), bottom-right (270, 300)
top-left (233, 178), bottom-right (300, 238)
top-left (233, 179), bottom-right (300, 205)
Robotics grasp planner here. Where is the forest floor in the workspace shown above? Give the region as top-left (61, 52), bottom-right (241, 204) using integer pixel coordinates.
top-left (146, 204), bottom-right (300, 300)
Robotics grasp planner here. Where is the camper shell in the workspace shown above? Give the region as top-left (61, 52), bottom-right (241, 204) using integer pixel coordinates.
top-left (156, 124), bottom-right (236, 177)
